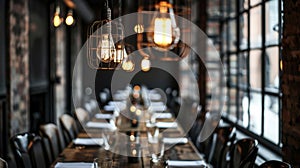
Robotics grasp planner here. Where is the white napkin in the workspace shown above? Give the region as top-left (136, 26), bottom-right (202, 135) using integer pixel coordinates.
top-left (155, 122), bottom-right (178, 128)
top-left (163, 137), bottom-right (188, 144)
top-left (103, 105), bottom-right (115, 111)
top-left (73, 138), bottom-right (103, 146)
top-left (54, 162), bottom-right (95, 168)
top-left (95, 113), bottom-right (113, 119)
top-left (167, 160), bottom-right (206, 167)
top-left (153, 113), bottom-right (172, 119)
top-left (149, 93), bottom-right (161, 100)
top-left (86, 121), bottom-right (116, 130)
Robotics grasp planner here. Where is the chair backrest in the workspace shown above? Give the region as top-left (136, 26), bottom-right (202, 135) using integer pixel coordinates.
top-left (259, 160), bottom-right (291, 168)
top-left (210, 126), bottom-right (236, 168)
top-left (40, 123), bottom-right (64, 163)
top-left (74, 108), bottom-right (90, 130)
top-left (10, 132), bottom-right (47, 168)
top-left (0, 157), bottom-right (8, 168)
top-left (230, 138), bottom-right (258, 168)
top-left (59, 114), bottom-right (78, 145)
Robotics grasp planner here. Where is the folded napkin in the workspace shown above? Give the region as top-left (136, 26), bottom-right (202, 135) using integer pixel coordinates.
top-left (167, 160), bottom-right (206, 167)
top-left (54, 162), bottom-right (95, 168)
top-left (149, 104), bottom-right (167, 112)
top-left (153, 113), bottom-right (172, 119)
top-left (155, 122), bottom-right (178, 128)
top-left (163, 137), bottom-right (188, 144)
top-left (149, 93), bottom-right (161, 100)
top-left (103, 105), bottom-right (116, 111)
top-left (73, 138), bottom-right (103, 146)
top-left (86, 121), bottom-right (116, 130)
top-left (95, 113), bottom-right (113, 119)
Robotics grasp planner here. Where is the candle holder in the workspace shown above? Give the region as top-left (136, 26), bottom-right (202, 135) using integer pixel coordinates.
top-left (127, 143), bottom-right (141, 163)
top-left (131, 117), bottom-right (139, 128)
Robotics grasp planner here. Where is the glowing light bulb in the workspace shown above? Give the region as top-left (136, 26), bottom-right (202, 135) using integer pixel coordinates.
top-left (152, 1), bottom-right (180, 49)
top-left (65, 10), bottom-right (74, 26)
top-left (141, 57), bottom-right (151, 72)
top-left (122, 59), bottom-right (134, 72)
top-left (115, 44), bottom-right (124, 63)
top-left (53, 6), bottom-right (63, 27)
top-left (96, 34), bottom-right (116, 63)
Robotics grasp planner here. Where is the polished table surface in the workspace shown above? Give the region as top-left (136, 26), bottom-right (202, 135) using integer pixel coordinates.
top-left (52, 112), bottom-right (204, 168)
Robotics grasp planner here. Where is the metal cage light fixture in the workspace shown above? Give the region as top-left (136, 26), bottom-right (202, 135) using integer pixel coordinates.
top-left (137, 0), bottom-right (191, 61)
top-left (87, 0), bottom-right (126, 70)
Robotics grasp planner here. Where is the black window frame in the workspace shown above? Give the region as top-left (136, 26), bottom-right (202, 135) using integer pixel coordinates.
top-left (219, 0), bottom-right (283, 155)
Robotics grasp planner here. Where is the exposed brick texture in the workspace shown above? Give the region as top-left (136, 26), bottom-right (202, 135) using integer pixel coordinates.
top-left (282, 0), bottom-right (300, 167)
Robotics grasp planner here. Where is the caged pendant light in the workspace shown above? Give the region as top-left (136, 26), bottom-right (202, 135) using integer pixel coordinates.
top-left (137, 0), bottom-right (191, 61)
top-left (87, 0), bottom-right (125, 70)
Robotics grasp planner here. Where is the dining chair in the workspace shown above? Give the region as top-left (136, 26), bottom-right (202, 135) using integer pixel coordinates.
top-left (229, 138), bottom-right (259, 168)
top-left (259, 160), bottom-right (291, 168)
top-left (59, 114), bottom-right (79, 145)
top-left (10, 132), bottom-right (47, 168)
top-left (0, 157), bottom-right (8, 168)
top-left (195, 111), bottom-right (220, 161)
top-left (74, 107), bottom-right (90, 130)
top-left (209, 126), bottom-right (236, 168)
top-left (40, 123), bottom-right (64, 164)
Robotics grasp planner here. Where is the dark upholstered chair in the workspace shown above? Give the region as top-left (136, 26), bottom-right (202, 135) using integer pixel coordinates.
top-left (10, 132), bottom-right (47, 168)
top-left (74, 108), bottom-right (90, 131)
top-left (59, 114), bottom-right (79, 145)
top-left (259, 160), bottom-right (291, 168)
top-left (40, 123), bottom-right (65, 164)
top-left (209, 126), bottom-right (236, 168)
top-left (0, 157), bottom-right (8, 168)
top-left (229, 138), bottom-right (258, 168)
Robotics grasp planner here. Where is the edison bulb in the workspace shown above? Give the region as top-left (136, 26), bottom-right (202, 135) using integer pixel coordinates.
top-left (53, 6), bottom-right (62, 27)
top-left (53, 14), bottom-right (62, 27)
top-left (154, 18), bottom-right (172, 47)
top-left (122, 53), bottom-right (135, 72)
top-left (96, 34), bottom-right (116, 63)
top-left (115, 44), bottom-right (124, 63)
top-left (141, 57), bottom-right (151, 72)
top-left (122, 59), bottom-right (134, 72)
top-left (65, 10), bottom-right (74, 26)
top-left (152, 1), bottom-right (180, 49)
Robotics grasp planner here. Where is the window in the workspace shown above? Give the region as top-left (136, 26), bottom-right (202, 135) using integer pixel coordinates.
top-left (209, 0), bottom-right (283, 154)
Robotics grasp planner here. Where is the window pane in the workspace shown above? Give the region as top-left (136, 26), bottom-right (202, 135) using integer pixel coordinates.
top-left (239, 52), bottom-right (248, 86)
top-left (229, 20), bottom-right (237, 51)
top-left (250, 50), bottom-right (262, 90)
top-left (265, 0), bottom-right (279, 46)
top-left (249, 92), bottom-right (262, 135)
top-left (221, 0), bottom-right (228, 17)
top-left (264, 95), bottom-right (279, 144)
top-left (265, 47), bottom-right (279, 92)
top-left (250, 0), bottom-right (261, 6)
top-left (241, 92), bottom-right (250, 128)
top-left (228, 88), bottom-right (238, 122)
top-left (223, 55), bottom-right (229, 76)
top-left (29, 0), bottom-right (49, 88)
top-left (207, 21), bottom-right (220, 35)
top-left (250, 6), bottom-right (262, 48)
top-left (242, 0), bottom-right (250, 11)
top-left (228, 0), bottom-right (237, 17)
top-left (230, 55), bottom-right (238, 85)
top-left (240, 91), bottom-right (249, 127)
top-left (240, 13), bottom-right (248, 50)
top-left (208, 0), bottom-right (220, 18)
top-left (222, 23), bottom-right (228, 52)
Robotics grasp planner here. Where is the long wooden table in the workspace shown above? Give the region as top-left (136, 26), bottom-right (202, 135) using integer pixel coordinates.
top-left (51, 114), bottom-right (205, 168)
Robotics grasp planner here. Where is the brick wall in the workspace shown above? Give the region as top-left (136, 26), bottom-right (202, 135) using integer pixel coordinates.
top-left (282, 0), bottom-right (300, 166)
top-left (8, 0), bottom-right (30, 136)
